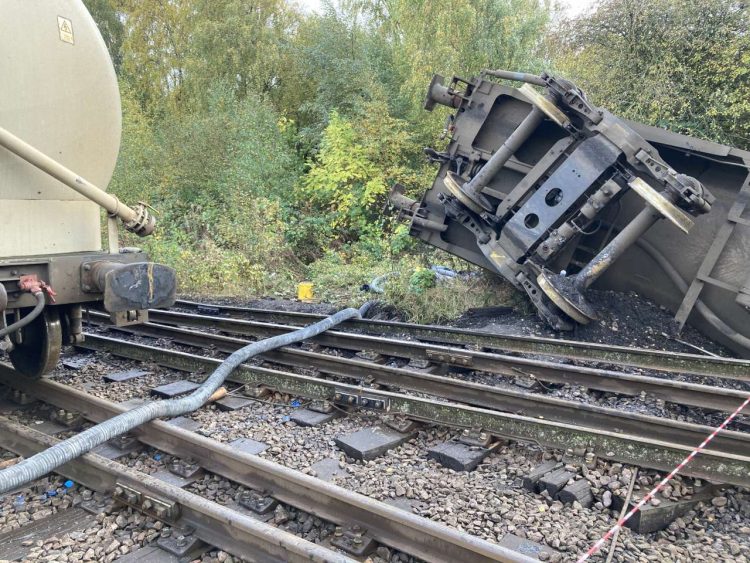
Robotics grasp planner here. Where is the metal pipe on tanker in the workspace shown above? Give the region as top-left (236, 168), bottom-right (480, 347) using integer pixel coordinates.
top-left (0, 125), bottom-right (155, 236)
top-left (482, 70), bottom-right (547, 87)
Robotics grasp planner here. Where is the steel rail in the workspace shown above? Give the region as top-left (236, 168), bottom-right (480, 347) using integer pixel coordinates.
top-left (73, 334), bottom-right (750, 486)
top-left (0, 368), bottom-right (533, 563)
top-left (91, 314), bottom-right (748, 414)
top-left (143, 309), bottom-right (750, 393)
top-left (0, 417), bottom-right (357, 563)
top-left (175, 299), bottom-right (750, 380)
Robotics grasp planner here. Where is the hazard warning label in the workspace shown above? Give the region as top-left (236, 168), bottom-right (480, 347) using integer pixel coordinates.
top-left (57, 16), bottom-right (74, 45)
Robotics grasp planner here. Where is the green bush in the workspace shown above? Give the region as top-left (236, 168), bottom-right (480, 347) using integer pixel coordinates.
top-left (111, 85), bottom-right (304, 295)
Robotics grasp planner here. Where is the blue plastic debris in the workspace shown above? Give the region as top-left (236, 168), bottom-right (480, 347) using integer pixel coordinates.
top-left (64, 480), bottom-right (74, 489)
top-left (291, 399), bottom-right (301, 408)
top-left (282, 415), bottom-right (290, 422)
top-left (154, 453), bottom-right (162, 461)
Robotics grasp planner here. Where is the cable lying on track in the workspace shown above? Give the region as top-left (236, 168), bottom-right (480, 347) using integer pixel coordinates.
top-left (0, 302), bottom-right (374, 494)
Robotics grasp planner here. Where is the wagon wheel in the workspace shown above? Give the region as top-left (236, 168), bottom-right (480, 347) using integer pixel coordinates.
top-left (8, 307), bottom-right (62, 378)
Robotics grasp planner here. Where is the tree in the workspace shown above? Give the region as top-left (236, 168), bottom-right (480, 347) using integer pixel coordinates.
top-left (116, 0), bottom-right (193, 113)
top-left (83, 0), bottom-right (125, 70)
top-left (185, 0), bottom-right (297, 103)
top-left (553, 0), bottom-right (750, 148)
top-left (295, 101), bottom-right (423, 255)
top-left (370, 0), bottom-right (551, 120)
top-left (273, 6), bottom-right (388, 152)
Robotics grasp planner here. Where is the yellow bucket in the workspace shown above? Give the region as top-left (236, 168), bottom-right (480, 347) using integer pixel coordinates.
top-left (297, 281), bottom-right (314, 302)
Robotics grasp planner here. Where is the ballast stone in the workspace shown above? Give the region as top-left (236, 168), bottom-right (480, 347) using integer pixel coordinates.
top-left (499, 533), bottom-right (559, 561)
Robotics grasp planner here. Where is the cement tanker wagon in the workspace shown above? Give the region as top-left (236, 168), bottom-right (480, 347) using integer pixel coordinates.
top-left (0, 0), bottom-right (176, 376)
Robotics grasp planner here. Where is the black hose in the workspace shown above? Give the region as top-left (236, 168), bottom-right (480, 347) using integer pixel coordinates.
top-left (0, 292), bottom-right (45, 338)
top-left (0, 302), bottom-right (374, 493)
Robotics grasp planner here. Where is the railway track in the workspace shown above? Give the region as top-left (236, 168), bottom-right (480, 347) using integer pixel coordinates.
top-left (1, 301), bottom-right (749, 562)
top-left (174, 299), bottom-right (750, 380)
top-left (78, 309), bottom-right (750, 487)
top-left (0, 367), bottom-right (532, 563)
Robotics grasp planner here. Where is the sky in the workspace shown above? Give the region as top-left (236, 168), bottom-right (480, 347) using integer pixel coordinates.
top-left (295, 0), bottom-right (598, 17)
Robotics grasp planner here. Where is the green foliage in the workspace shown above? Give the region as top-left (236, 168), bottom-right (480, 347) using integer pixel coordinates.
top-left (111, 85), bottom-right (302, 294)
top-left (553, 0), bottom-right (750, 148)
top-left (94, 0), bottom-right (750, 316)
top-left (116, 0), bottom-right (193, 113)
top-left (293, 101), bottom-right (427, 258)
top-left (387, 268), bottom-right (520, 324)
top-left (368, 0), bottom-right (551, 122)
top-left (274, 8), bottom-right (386, 149)
top-left (408, 267), bottom-right (436, 294)
top-left (186, 0), bottom-right (297, 102)
top-left (83, 0), bottom-right (125, 70)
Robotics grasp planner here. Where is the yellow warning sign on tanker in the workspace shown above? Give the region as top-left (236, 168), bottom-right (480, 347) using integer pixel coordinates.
top-left (57, 16), bottom-right (74, 45)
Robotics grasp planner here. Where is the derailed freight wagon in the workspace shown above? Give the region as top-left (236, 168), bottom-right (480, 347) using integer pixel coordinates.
top-left (392, 70), bottom-right (750, 357)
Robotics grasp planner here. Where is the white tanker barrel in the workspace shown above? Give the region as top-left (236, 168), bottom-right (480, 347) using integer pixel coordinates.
top-left (0, 0), bottom-right (150, 256)
top-left (0, 125), bottom-right (155, 236)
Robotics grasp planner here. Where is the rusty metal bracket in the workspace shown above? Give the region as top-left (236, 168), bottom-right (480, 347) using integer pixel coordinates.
top-left (113, 481), bottom-right (180, 521)
top-left (157, 529), bottom-right (208, 559)
top-left (426, 348), bottom-right (473, 367)
top-left (383, 415), bottom-right (422, 434)
top-left (308, 400), bottom-right (335, 414)
top-left (458, 428), bottom-right (493, 448)
top-left (168, 458), bottom-right (202, 479)
top-left (331, 524), bottom-right (377, 557)
top-left (111, 434), bottom-right (138, 451)
top-left (333, 390), bottom-right (389, 411)
top-left (50, 408), bottom-right (84, 428)
top-left (9, 389), bottom-right (35, 406)
top-left (239, 489), bottom-right (278, 515)
top-left (81, 491), bottom-right (117, 515)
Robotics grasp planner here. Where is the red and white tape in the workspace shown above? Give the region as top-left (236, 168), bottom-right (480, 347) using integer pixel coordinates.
top-left (577, 394), bottom-right (750, 563)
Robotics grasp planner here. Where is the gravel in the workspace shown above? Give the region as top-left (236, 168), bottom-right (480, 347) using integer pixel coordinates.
top-left (2, 289), bottom-right (749, 562)
top-left (8, 355), bottom-right (749, 562)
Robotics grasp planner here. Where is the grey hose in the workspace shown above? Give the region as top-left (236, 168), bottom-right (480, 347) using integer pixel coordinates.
top-left (0, 292), bottom-right (45, 338)
top-left (0, 302), bottom-right (374, 494)
top-left (368, 273), bottom-right (395, 294)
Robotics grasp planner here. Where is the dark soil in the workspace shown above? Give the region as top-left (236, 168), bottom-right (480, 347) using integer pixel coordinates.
top-left (182, 288), bottom-right (734, 358)
top-left (453, 289), bottom-right (733, 357)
